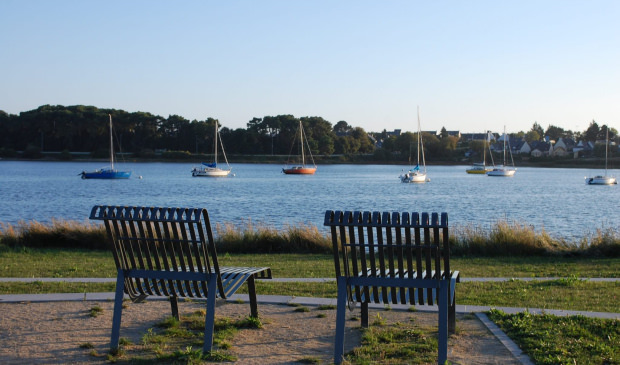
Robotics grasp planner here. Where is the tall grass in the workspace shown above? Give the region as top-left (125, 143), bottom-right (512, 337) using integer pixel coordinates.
top-left (451, 220), bottom-right (620, 257)
top-left (0, 219), bottom-right (107, 249)
top-left (1, 219), bottom-right (618, 257)
top-left (215, 221), bottom-right (332, 253)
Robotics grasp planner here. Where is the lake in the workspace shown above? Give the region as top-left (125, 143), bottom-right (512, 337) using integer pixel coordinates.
top-left (0, 161), bottom-right (618, 240)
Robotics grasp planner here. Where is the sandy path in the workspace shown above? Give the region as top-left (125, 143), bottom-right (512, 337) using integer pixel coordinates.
top-left (0, 300), bottom-right (520, 364)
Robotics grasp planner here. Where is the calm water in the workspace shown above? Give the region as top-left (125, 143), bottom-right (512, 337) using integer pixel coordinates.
top-left (1, 161), bottom-right (618, 240)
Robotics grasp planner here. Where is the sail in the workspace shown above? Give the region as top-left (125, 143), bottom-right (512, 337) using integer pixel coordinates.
top-left (203, 162), bottom-right (217, 168)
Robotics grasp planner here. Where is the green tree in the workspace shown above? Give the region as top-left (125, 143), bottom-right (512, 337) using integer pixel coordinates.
top-left (584, 120), bottom-right (600, 142)
top-left (525, 130), bottom-right (540, 142)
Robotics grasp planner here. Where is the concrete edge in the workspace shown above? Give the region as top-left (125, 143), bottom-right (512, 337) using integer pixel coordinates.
top-left (476, 312), bottom-right (535, 365)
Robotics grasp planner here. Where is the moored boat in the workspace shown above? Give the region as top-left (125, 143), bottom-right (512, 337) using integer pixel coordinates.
top-left (487, 126), bottom-right (516, 177)
top-left (192, 120), bottom-right (232, 177)
top-left (586, 129), bottom-right (616, 185)
top-left (283, 120), bottom-right (317, 175)
top-left (80, 114), bottom-right (131, 179)
top-left (400, 107), bottom-right (428, 183)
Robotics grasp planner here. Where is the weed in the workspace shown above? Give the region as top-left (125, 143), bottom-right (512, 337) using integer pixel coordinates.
top-left (88, 305), bottom-right (103, 318)
top-left (297, 356), bottom-right (322, 363)
top-left (316, 313), bottom-right (327, 318)
top-left (294, 306), bottom-right (310, 313)
top-left (79, 342), bottom-right (94, 349)
top-left (317, 304), bottom-right (336, 310)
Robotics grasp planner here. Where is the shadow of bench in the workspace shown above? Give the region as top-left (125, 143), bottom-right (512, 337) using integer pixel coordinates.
top-left (325, 210), bottom-right (460, 364)
top-left (90, 205), bottom-right (272, 354)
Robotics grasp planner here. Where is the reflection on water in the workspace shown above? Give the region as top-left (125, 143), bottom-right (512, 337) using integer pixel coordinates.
top-left (0, 161), bottom-right (618, 240)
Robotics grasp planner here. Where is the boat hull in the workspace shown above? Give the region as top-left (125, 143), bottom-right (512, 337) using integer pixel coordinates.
top-left (282, 166), bottom-right (316, 175)
top-left (586, 176), bottom-right (617, 185)
top-left (81, 170), bottom-right (131, 179)
top-left (486, 168), bottom-right (516, 177)
top-left (400, 172), bottom-right (428, 183)
top-left (466, 168), bottom-right (491, 174)
top-left (192, 168), bottom-right (232, 177)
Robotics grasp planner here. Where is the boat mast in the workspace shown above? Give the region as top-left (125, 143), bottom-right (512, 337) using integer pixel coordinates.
top-left (502, 126), bottom-right (507, 166)
top-left (300, 120), bottom-right (305, 166)
top-left (214, 120), bottom-right (218, 165)
top-left (109, 114), bottom-right (114, 170)
top-left (605, 128), bottom-right (609, 174)
top-left (417, 107), bottom-right (426, 172)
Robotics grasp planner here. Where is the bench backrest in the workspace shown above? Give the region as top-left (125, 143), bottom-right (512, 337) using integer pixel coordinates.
top-left (90, 205), bottom-right (224, 298)
top-left (324, 210), bottom-right (450, 306)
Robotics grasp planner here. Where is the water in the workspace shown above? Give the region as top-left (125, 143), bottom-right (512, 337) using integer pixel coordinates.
top-left (0, 161), bottom-right (618, 240)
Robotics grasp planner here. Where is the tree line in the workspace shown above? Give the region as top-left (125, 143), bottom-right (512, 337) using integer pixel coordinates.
top-left (0, 105), bottom-right (616, 161)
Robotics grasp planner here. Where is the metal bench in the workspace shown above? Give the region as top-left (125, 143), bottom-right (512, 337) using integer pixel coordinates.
top-left (324, 210), bottom-right (460, 364)
top-left (90, 205), bottom-right (272, 354)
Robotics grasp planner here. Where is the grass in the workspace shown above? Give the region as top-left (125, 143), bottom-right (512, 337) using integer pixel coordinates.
top-left (1, 248), bottom-right (618, 279)
top-left (2, 280), bottom-right (617, 313)
top-left (487, 309), bottom-right (619, 365)
top-left (106, 309), bottom-right (263, 363)
top-left (2, 218), bottom-right (619, 257)
top-left (344, 319), bottom-right (437, 364)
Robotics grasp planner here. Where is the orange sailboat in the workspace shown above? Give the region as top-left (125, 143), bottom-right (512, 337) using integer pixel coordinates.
top-left (282, 120), bottom-right (317, 175)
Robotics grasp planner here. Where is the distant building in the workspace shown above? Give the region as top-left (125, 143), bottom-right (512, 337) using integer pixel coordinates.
top-left (529, 141), bottom-right (553, 157)
top-left (552, 137), bottom-right (575, 157)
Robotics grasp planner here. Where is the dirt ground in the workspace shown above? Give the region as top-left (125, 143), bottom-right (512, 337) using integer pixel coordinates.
top-left (0, 299), bottom-right (521, 364)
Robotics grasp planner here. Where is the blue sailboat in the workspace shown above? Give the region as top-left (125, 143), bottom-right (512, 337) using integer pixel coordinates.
top-left (80, 114), bottom-right (132, 179)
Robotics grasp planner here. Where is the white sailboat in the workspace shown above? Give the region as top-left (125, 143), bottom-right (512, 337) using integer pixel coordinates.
top-left (192, 120), bottom-right (232, 177)
top-left (586, 128), bottom-right (616, 185)
top-left (400, 107), bottom-right (428, 183)
top-left (487, 126), bottom-right (516, 177)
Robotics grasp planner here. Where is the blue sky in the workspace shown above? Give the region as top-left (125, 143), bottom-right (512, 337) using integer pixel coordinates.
top-left (1, 0), bottom-right (619, 134)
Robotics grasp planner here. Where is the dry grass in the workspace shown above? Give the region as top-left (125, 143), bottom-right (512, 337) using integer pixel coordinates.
top-left (1, 218), bottom-right (618, 257)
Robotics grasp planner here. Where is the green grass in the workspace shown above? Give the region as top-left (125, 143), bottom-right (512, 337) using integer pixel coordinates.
top-left (106, 310), bottom-right (263, 363)
top-left (344, 319), bottom-right (437, 364)
top-left (2, 280), bottom-right (617, 313)
top-left (487, 309), bottom-right (619, 365)
top-left (1, 248), bottom-right (618, 279)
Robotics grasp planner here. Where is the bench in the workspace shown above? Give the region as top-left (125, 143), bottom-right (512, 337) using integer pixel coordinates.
top-left (324, 210), bottom-right (460, 364)
top-left (89, 205), bottom-right (272, 353)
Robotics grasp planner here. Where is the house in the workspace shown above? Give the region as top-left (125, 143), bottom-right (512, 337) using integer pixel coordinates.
top-left (516, 140), bottom-right (531, 155)
top-left (552, 137), bottom-right (575, 157)
top-left (573, 140), bottom-right (594, 157)
top-left (529, 141), bottom-right (553, 157)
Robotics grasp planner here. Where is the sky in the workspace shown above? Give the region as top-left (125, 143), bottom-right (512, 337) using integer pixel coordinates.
top-left (1, 0), bottom-right (619, 134)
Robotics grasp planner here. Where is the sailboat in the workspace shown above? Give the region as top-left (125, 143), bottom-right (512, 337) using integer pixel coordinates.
top-left (487, 126), bottom-right (516, 177)
top-left (466, 131), bottom-right (493, 174)
top-left (586, 128), bottom-right (616, 185)
top-left (282, 120), bottom-right (317, 175)
top-left (192, 120), bottom-right (232, 177)
top-left (80, 114), bottom-right (132, 179)
top-left (400, 107), bottom-right (428, 183)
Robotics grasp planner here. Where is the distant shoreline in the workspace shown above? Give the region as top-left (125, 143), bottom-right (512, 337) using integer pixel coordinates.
top-left (2, 154), bottom-right (618, 169)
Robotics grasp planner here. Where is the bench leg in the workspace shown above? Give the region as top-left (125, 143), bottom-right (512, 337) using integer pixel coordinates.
top-left (334, 277), bottom-right (348, 365)
top-left (170, 296), bottom-right (179, 321)
top-left (203, 273), bottom-right (217, 354)
top-left (361, 302), bottom-right (369, 328)
top-left (247, 276), bottom-right (258, 318)
top-left (437, 281), bottom-right (448, 365)
top-left (110, 271), bottom-right (125, 353)
top-left (449, 300), bottom-right (456, 334)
